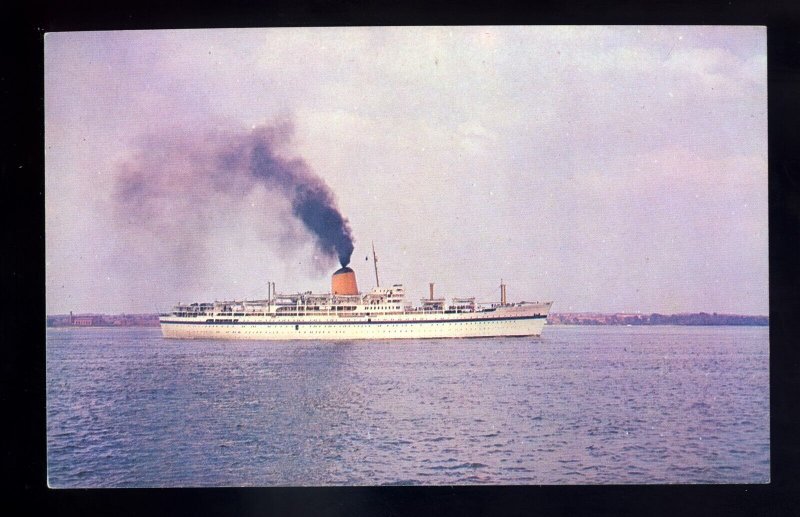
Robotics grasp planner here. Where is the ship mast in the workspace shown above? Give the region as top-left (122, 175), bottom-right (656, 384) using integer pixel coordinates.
top-left (372, 241), bottom-right (380, 287)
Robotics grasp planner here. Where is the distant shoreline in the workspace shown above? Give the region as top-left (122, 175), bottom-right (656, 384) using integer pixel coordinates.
top-left (46, 312), bottom-right (769, 328)
top-left (47, 314), bottom-right (161, 328)
top-left (549, 312), bottom-right (768, 326)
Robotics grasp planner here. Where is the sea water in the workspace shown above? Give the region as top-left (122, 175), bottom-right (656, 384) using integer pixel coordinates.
top-left (46, 325), bottom-right (769, 486)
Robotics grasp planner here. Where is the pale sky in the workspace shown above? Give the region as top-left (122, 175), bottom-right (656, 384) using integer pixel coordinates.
top-left (45, 26), bottom-right (768, 315)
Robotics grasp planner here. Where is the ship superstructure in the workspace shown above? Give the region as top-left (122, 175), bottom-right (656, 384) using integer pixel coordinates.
top-left (160, 256), bottom-right (552, 340)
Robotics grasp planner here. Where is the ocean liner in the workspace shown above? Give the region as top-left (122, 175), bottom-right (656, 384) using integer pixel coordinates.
top-left (160, 250), bottom-right (552, 340)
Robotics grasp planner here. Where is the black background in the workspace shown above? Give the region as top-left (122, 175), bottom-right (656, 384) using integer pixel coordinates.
top-left (5, 1), bottom-right (799, 515)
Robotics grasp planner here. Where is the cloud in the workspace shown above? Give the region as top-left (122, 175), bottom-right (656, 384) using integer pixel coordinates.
top-left (45, 27), bottom-right (767, 313)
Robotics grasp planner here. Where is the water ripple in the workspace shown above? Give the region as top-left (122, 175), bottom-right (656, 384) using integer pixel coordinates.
top-left (47, 326), bottom-right (769, 486)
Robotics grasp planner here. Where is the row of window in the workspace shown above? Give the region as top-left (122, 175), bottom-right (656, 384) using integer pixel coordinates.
top-left (197, 321), bottom-right (509, 332)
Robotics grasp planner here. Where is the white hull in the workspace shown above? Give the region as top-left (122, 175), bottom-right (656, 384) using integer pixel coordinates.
top-left (160, 303), bottom-right (551, 341)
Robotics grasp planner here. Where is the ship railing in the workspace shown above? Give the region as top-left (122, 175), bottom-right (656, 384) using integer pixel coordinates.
top-left (415, 307), bottom-right (446, 314)
top-left (332, 294), bottom-right (362, 301)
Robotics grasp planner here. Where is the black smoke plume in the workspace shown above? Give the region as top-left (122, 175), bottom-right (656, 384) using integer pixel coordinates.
top-left (249, 133), bottom-right (354, 267)
top-left (114, 122), bottom-right (355, 273)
